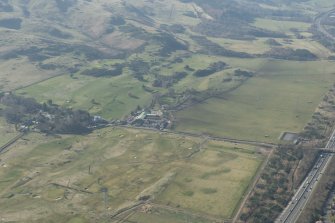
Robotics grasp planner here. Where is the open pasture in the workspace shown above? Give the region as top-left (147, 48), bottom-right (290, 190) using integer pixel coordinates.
top-left (156, 141), bottom-right (262, 218)
top-left (0, 117), bottom-right (17, 145)
top-left (16, 73), bottom-right (153, 120)
top-left (0, 58), bottom-right (60, 91)
top-left (175, 59), bottom-right (335, 142)
top-left (253, 19), bottom-right (311, 34)
top-left (0, 128), bottom-right (263, 222)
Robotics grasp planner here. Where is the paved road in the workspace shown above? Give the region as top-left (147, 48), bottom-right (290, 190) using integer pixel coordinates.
top-left (275, 9), bottom-right (335, 222)
top-left (276, 129), bottom-right (335, 223)
top-left (314, 8), bottom-right (335, 42)
top-left (0, 133), bottom-right (25, 154)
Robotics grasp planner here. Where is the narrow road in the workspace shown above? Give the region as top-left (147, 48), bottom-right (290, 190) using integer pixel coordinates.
top-left (276, 129), bottom-right (335, 223)
top-left (314, 8), bottom-right (335, 42)
top-left (0, 133), bottom-right (25, 154)
top-left (114, 124), bottom-right (277, 149)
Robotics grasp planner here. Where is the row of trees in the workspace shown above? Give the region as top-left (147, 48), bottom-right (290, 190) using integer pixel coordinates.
top-left (193, 61), bottom-right (227, 77)
top-left (240, 145), bottom-right (306, 222)
top-left (81, 64), bottom-right (124, 77)
top-left (264, 48), bottom-right (318, 61)
top-left (241, 86), bottom-right (335, 222)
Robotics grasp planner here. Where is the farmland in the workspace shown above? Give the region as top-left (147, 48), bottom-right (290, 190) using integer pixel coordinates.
top-left (0, 127), bottom-right (264, 222)
top-left (1, 0), bottom-right (335, 222)
top-left (0, 117), bottom-right (17, 145)
top-left (156, 141), bottom-right (262, 218)
top-left (0, 58), bottom-right (61, 91)
top-left (253, 19), bottom-right (311, 34)
top-left (16, 74), bottom-right (153, 119)
top-left (175, 59), bottom-right (335, 142)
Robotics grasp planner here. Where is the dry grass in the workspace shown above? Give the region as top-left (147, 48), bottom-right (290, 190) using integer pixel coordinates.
top-left (0, 58), bottom-right (60, 91)
top-left (0, 128), bottom-right (263, 222)
top-left (156, 141), bottom-right (263, 218)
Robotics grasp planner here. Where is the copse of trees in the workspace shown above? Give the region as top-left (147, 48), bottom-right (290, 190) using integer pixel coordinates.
top-left (153, 71), bottom-right (188, 88)
top-left (0, 94), bottom-right (95, 134)
top-left (191, 36), bottom-right (253, 58)
top-left (154, 32), bottom-right (188, 56)
top-left (81, 64), bottom-right (124, 77)
top-left (193, 61), bottom-right (227, 77)
top-left (39, 109), bottom-right (92, 134)
top-left (234, 69), bottom-right (254, 77)
top-left (1, 94), bottom-right (41, 123)
top-left (240, 145), bottom-right (306, 223)
top-left (265, 47), bottom-right (318, 61)
top-left (128, 59), bottom-right (150, 81)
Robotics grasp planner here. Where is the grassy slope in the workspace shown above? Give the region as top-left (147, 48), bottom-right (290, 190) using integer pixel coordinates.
top-left (0, 58), bottom-right (60, 91)
top-left (1, 0), bottom-right (334, 221)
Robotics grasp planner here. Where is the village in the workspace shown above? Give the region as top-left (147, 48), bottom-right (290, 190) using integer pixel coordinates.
top-left (0, 91), bottom-right (173, 133)
top-left (112, 107), bottom-right (172, 131)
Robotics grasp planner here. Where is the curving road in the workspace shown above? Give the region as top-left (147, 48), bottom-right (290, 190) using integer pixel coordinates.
top-left (314, 8), bottom-right (335, 42)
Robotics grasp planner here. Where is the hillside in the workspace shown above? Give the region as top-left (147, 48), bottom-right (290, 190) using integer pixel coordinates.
top-left (1, 0), bottom-right (335, 222)
top-left (0, 0), bottom-right (325, 90)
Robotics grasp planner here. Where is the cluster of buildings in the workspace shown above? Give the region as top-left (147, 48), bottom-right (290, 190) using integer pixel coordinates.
top-left (17, 111), bottom-right (52, 132)
top-left (124, 109), bottom-right (171, 130)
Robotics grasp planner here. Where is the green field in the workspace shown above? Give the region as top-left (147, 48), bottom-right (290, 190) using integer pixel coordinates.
top-left (153, 54), bottom-right (251, 94)
top-left (253, 19), bottom-right (311, 34)
top-left (0, 58), bottom-right (60, 91)
top-left (175, 59), bottom-right (335, 142)
top-left (156, 141), bottom-right (262, 218)
top-left (0, 117), bottom-right (17, 145)
top-left (1, 0), bottom-right (335, 222)
top-left (0, 128), bottom-right (263, 222)
top-left (16, 74), bottom-right (153, 119)
top-left (210, 37), bottom-right (272, 55)
top-left (128, 207), bottom-right (215, 223)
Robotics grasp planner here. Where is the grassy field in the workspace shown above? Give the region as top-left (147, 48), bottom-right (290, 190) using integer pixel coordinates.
top-left (210, 37), bottom-right (272, 55)
top-left (128, 206), bottom-right (215, 223)
top-left (156, 141), bottom-right (262, 218)
top-left (0, 117), bottom-right (17, 146)
top-left (251, 17), bottom-right (334, 59)
top-left (0, 58), bottom-right (61, 91)
top-left (253, 19), bottom-right (311, 34)
top-left (0, 128), bottom-right (263, 222)
top-left (307, 0), bottom-right (335, 9)
top-left (154, 54), bottom-right (248, 93)
top-left (16, 73), bottom-right (153, 119)
top-left (278, 38), bottom-right (333, 58)
top-left (175, 59), bottom-right (335, 142)
top-left (2, 1), bottom-right (333, 222)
